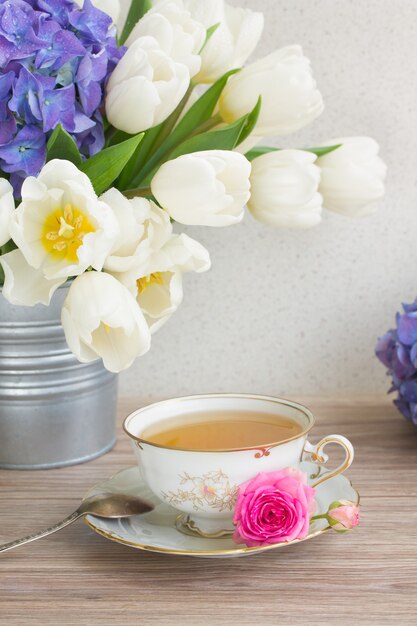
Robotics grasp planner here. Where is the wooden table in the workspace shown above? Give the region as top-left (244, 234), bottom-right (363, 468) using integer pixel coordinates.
top-left (0, 396), bottom-right (416, 625)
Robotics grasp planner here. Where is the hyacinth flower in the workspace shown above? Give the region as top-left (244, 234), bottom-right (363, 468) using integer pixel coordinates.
top-left (376, 299), bottom-right (417, 425)
top-left (0, 0), bottom-right (123, 192)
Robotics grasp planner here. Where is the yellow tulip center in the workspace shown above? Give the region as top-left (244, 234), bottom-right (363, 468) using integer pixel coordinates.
top-left (42, 204), bottom-right (95, 262)
top-left (137, 272), bottom-right (164, 294)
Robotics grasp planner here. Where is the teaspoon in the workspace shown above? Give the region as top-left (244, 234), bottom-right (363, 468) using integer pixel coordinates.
top-left (0, 493), bottom-right (153, 554)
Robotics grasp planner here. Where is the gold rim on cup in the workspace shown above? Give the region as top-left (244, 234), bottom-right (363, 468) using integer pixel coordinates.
top-left (123, 393), bottom-right (315, 454)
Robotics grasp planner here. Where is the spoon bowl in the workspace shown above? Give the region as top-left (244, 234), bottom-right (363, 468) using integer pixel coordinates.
top-left (80, 493), bottom-right (154, 519)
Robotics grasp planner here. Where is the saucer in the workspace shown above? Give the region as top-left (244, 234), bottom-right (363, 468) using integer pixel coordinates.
top-left (84, 461), bottom-right (359, 558)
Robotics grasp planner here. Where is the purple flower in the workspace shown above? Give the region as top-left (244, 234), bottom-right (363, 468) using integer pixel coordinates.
top-left (0, 124), bottom-right (46, 176)
top-left (0, 1), bottom-right (44, 65)
top-left (375, 331), bottom-right (415, 379)
top-left (37, 0), bottom-right (76, 27)
top-left (36, 21), bottom-right (85, 70)
top-left (0, 0), bottom-right (125, 190)
top-left (68, 0), bottom-right (112, 44)
top-left (394, 398), bottom-right (417, 425)
top-left (76, 48), bottom-right (108, 116)
top-left (8, 65), bottom-right (47, 123)
top-left (41, 83), bottom-right (76, 132)
top-left (376, 297), bottom-right (417, 426)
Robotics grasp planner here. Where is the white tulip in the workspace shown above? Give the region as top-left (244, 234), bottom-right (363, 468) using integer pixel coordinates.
top-left (73, 0), bottom-right (121, 24)
top-left (115, 232), bottom-right (211, 332)
top-left (126, 0), bottom-right (205, 77)
top-left (61, 272), bottom-right (151, 373)
top-left (101, 188), bottom-right (172, 274)
top-left (9, 160), bottom-right (118, 283)
top-left (219, 45), bottom-right (324, 136)
top-left (183, 0), bottom-right (264, 83)
top-left (317, 137), bottom-right (387, 216)
top-left (247, 150), bottom-right (323, 228)
top-left (151, 150), bottom-right (251, 226)
top-left (0, 178), bottom-right (14, 247)
top-left (106, 36), bottom-right (190, 134)
top-left (0, 249), bottom-right (65, 306)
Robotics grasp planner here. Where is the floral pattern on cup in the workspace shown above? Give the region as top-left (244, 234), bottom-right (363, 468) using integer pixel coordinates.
top-left (161, 470), bottom-right (239, 513)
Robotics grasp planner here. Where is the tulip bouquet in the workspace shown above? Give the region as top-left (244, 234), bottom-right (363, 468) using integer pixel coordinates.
top-left (0, 0), bottom-right (387, 373)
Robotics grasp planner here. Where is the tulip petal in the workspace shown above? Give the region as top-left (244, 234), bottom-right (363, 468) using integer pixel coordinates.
top-left (318, 137), bottom-right (386, 216)
top-left (0, 178), bottom-right (14, 246)
top-left (61, 272), bottom-right (151, 373)
top-left (151, 150), bottom-right (250, 227)
top-left (106, 35), bottom-right (191, 134)
top-left (1, 249), bottom-right (65, 306)
top-left (219, 45), bottom-right (324, 136)
top-left (248, 150), bottom-right (322, 229)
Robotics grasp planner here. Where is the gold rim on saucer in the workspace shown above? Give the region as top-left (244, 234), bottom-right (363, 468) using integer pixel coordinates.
top-left (83, 467), bottom-right (360, 558)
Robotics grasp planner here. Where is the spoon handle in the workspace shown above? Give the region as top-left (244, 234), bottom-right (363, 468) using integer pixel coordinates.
top-left (0, 509), bottom-right (83, 554)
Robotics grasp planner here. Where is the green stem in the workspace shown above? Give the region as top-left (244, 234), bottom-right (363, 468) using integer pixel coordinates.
top-left (149, 84), bottom-right (195, 154)
top-left (104, 126), bottom-right (117, 144)
top-left (123, 186), bottom-right (152, 199)
top-left (310, 513), bottom-right (329, 522)
top-left (188, 112), bottom-right (222, 138)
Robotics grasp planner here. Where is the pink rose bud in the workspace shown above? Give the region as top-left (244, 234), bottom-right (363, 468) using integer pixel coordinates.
top-left (327, 500), bottom-right (360, 532)
top-left (232, 467), bottom-right (317, 547)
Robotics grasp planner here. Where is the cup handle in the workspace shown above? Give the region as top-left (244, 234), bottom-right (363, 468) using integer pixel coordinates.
top-left (302, 434), bottom-right (354, 488)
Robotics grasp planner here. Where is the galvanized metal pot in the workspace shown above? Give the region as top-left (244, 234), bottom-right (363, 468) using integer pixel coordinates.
top-left (0, 284), bottom-right (118, 469)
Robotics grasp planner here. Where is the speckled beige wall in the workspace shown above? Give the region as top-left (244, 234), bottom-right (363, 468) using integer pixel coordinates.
top-left (120, 0), bottom-right (417, 401)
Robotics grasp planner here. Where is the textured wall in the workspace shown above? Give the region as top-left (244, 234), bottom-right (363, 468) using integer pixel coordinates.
top-left (120, 0), bottom-right (417, 401)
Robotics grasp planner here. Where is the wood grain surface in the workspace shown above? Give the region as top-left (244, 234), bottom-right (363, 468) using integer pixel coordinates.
top-left (0, 396), bottom-right (416, 626)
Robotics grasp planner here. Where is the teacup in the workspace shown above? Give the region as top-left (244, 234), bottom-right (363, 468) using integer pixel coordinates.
top-left (123, 394), bottom-right (354, 537)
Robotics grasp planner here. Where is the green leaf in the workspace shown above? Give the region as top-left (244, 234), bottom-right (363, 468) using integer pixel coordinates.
top-left (306, 144), bottom-right (342, 158)
top-left (81, 134), bottom-right (144, 195)
top-left (159, 119), bottom-right (243, 158)
top-left (245, 143), bottom-right (343, 162)
top-left (137, 102), bottom-right (260, 188)
top-left (169, 70), bottom-right (239, 144)
top-left (235, 96), bottom-right (261, 146)
top-left (131, 70), bottom-right (239, 186)
top-left (200, 22), bottom-right (220, 52)
top-left (169, 98), bottom-right (261, 158)
top-left (117, 124), bottom-right (164, 190)
top-left (46, 125), bottom-right (82, 168)
top-left (0, 240), bottom-right (16, 256)
top-left (245, 146), bottom-right (279, 161)
top-left (118, 0), bottom-right (152, 45)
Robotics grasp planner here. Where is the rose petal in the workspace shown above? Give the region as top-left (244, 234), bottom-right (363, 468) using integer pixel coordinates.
top-left (232, 468), bottom-right (316, 547)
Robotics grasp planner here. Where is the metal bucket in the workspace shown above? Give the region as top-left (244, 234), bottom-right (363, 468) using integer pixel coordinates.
top-left (0, 284), bottom-right (118, 469)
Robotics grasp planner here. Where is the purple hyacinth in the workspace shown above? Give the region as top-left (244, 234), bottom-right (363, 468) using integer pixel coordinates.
top-left (0, 0), bottom-right (125, 192)
top-left (376, 297), bottom-right (417, 425)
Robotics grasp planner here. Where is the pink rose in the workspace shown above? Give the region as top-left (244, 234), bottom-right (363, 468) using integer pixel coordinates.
top-left (327, 500), bottom-right (360, 532)
top-left (232, 468), bottom-right (317, 547)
